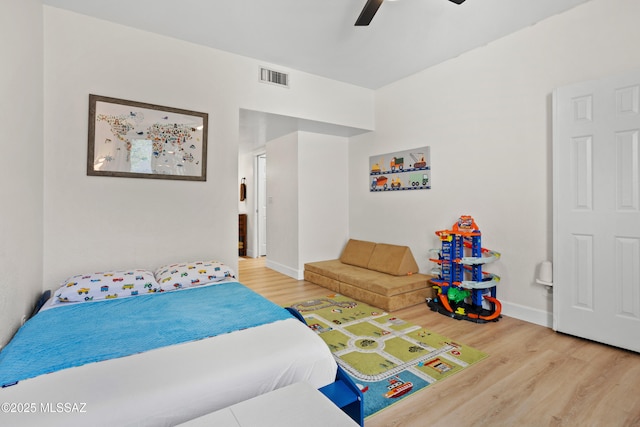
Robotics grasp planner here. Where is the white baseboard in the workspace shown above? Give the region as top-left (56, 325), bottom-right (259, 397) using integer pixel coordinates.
top-left (500, 300), bottom-right (553, 328)
top-left (265, 259), bottom-right (304, 280)
top-left (257, 260), bottom-right (553, 328)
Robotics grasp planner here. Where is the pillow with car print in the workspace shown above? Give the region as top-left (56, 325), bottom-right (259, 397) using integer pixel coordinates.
top-left (53, 270), bottom-right (160, 303)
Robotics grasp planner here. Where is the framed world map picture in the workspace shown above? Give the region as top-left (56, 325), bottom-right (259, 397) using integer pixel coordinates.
top-left (87, 94), bottom-right (208, 181)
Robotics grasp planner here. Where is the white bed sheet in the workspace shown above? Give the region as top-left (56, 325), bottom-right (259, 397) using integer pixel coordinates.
top-left (0, 317), bottom-right (337, 427)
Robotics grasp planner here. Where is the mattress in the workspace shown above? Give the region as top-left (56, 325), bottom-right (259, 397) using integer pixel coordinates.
top-left (0, 282), bottom-right (337, 426)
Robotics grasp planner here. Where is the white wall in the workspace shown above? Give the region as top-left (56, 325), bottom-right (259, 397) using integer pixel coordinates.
top-left (7, 0), bottom-right (636, 347)
top-left (41, 7), bottom-right (373, 288)
top-left (265, 131), bottom-right (350, 278)
top-left (350, 0), bottom-right (640, 326)
top-left (0, 0), bottom-right (44, 346)
top-left (265, 133), bottom-right (299, 276)
top-left (298, 132), bottom-right (349, 271)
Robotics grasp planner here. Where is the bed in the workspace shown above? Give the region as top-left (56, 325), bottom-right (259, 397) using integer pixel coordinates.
top-left (0, 261), bottom-right (340, 426)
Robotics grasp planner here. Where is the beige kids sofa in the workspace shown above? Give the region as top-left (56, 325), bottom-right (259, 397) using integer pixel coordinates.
top-left (304, 239), bottom-right (433, 312)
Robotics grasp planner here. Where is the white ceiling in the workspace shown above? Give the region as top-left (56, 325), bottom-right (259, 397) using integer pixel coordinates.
top-left (42, 0), bottom-right (591, 90)
top-left (41, 0), bottom-right (592, 151)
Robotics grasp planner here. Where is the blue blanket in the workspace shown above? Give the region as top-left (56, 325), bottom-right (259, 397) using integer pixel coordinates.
top-left (0, 282), bottom-right (293, 387)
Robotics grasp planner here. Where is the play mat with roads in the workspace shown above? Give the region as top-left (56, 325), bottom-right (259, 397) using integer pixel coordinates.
top-left (289, 294), bottom-right (488, 417)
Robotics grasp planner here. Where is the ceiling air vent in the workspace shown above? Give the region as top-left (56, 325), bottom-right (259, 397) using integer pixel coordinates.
top-left (259, 67), bottom-right (289, 88)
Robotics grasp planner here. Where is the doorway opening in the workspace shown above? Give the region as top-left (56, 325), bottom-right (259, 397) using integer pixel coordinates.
top-left (257, 153), bottom-right (267, 257)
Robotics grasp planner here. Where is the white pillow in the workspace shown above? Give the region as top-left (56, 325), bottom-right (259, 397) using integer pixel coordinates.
top-left (154, 261), bottom-right (236, 291)
top-left (54, 270), bottom-right (160, 303)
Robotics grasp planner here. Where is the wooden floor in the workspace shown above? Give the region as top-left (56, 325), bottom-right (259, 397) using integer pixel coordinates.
top-left (238, 257), bottom-right (640, 427)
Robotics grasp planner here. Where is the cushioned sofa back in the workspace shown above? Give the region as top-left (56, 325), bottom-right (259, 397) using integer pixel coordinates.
top-left (367, 243), bottom-right (419, 276)
top-left (339, 239), bottom-right (377, 268)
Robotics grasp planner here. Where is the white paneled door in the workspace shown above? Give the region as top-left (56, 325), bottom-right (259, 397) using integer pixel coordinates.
top-left (553, 70), bottom-right (640, 353)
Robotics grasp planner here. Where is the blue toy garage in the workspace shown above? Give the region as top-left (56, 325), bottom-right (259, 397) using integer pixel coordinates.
top-left (427, 215), bottom-right (502, 323)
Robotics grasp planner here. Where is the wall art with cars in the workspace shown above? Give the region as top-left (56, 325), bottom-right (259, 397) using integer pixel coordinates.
top-left (369, 146), bottom-right (431, 192)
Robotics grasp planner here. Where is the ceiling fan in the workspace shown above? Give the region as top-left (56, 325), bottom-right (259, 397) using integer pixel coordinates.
top-left (355, 0), bottom-right (466, 26)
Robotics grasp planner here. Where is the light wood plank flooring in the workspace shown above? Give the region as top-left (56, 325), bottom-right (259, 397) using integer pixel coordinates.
top-left (238, 257), bottom-right (640, 427)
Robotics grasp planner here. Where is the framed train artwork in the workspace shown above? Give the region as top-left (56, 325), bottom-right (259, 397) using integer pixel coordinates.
top-left (369, 146), bottom-right (431, 192)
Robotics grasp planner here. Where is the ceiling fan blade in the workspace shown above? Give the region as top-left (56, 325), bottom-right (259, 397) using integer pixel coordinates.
top-left (355, 0), bottom-right (384, 26)
top-left (355, 0), bottom-right (464, 26)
